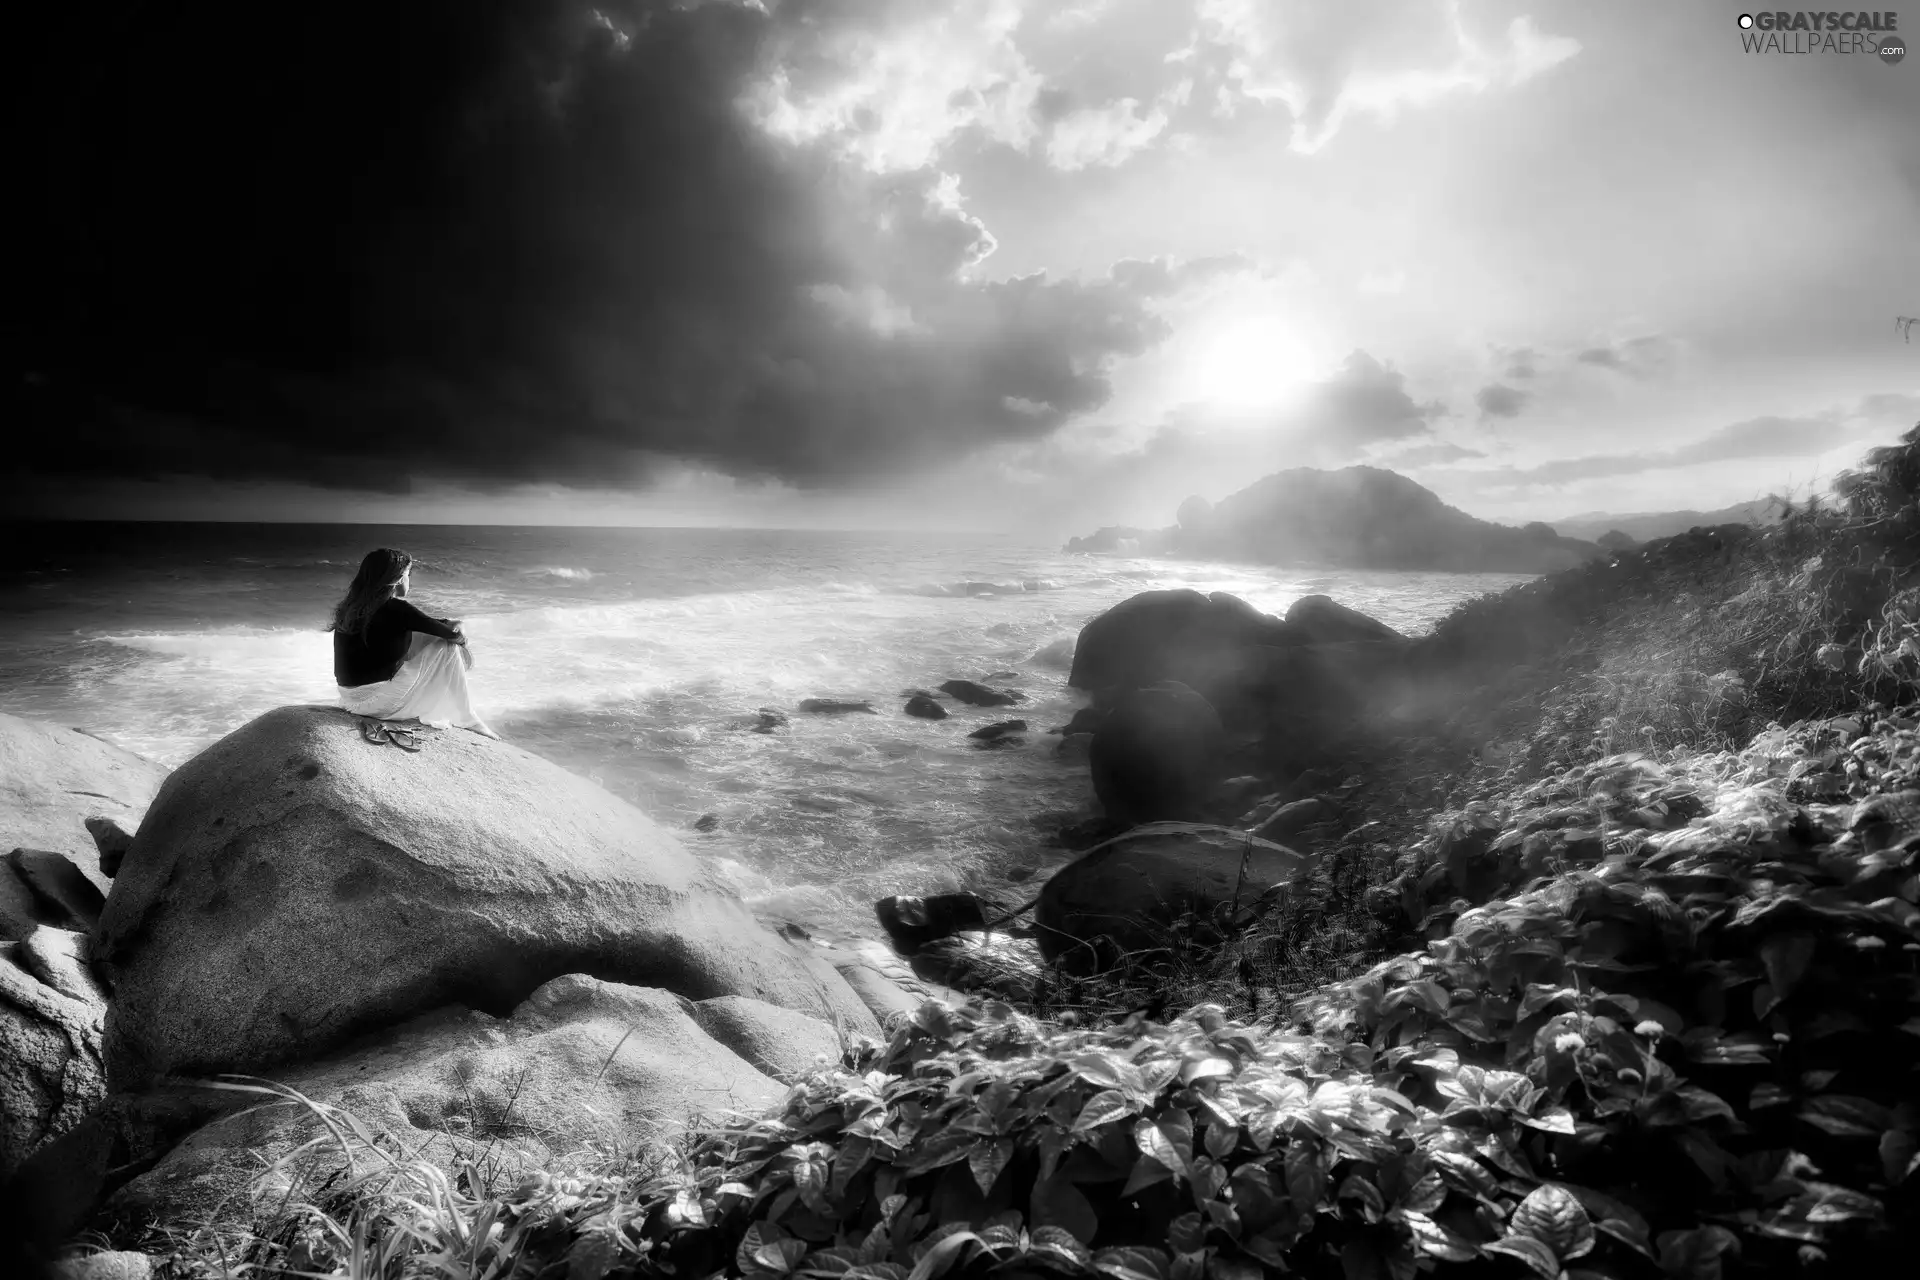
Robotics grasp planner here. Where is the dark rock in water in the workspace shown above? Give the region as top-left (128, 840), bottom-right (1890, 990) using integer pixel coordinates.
top-left (1070, 589), bottom-right (1294, 717)
top-left (86, 817), bottom-right (136, 880)
top-left (875, 892), bottom-right (991, 952)
top-left (1005, 865), bottom-right (1037, 883)
top-left (906, 934), bottom-right (1043, 1003)
top-left (8, 850), bottom-right (105, 933)
top-left (904, 694), bottom-right (948, 720)
top-left (968, 720), bottom-right (1027, 741)
top-left (1284, 594), bottom-right (1409, 647)
top-left (1050, 706), bottom-right (1108, 736)
top-left (1090, 681), bottom-right (1223, 825)
top-left (940, 679), bottom-right (1022, 707)
top-left (1252, 797), bottom-right (1330, 841)
top-left (981, 671), bottom-right (1021, 682)
top-left (693, 813), bottom-right (720, 832)
top-left (798, 699), bottom-right (878, 715)
top-left (750, 708), bottom-right (789, 734)
top-left (1035, 822), bottom-right (1317, 976)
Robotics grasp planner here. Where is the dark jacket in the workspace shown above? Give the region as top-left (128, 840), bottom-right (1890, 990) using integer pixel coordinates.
top-left (333, 597), bottom-right (461, 687)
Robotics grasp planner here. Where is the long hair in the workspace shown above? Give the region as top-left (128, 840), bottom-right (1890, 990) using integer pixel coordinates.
top-left (329, 548), bottom-right (411, 636)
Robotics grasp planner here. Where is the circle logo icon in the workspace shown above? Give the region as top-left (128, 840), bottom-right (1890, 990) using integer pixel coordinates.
top-left (1738, 13), bottom-right (1755, 28)
top-left (1879, 34), bottom-right (1907, 65)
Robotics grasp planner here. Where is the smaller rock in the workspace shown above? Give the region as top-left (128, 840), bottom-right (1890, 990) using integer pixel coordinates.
top-left (1004, 865), bottom-right (1037, 883)
top-left (831, 961), bottom-right (925, 1025)
top-left (798, 699), bottom-right (878, 715)
top-left (53, 1252), bottom-right (154, 1280)
top-left (981, 671), bottom-right (1021, 682)
top-left (1050, 706), bottom-right (1108, 736)
top-left (1253, 797), bottom-right (1330, 841)
top-left (939, 679), bottom-right (1022, 707)
top-left (968, 720), bottom-right (1027, 742)
top-left (20, 927), bottom-right (104, 1005)
top-left (7, 850), bottom-right (104, 933)
top-left (691, 996), bottom-right (843, 1081)
top-left (750, 708), bottom-right (788, 734)
top-left (904, 694), bottom-right (948, 720)
top-left (875, 892), bottom-right (991, 951)
top-left (85, 818), bottom-right (136, 880)
top-left (692, 813), bottom-right (720, 832)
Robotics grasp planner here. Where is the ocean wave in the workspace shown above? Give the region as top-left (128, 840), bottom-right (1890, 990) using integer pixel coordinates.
top-left (523, 565), bottom-right (595, 582)
top-left (895, 579), bottom-right (1064, 598)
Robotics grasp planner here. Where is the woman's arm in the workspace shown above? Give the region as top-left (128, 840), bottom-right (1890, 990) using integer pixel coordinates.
top-left (389, 598), bottom-right (463, 642)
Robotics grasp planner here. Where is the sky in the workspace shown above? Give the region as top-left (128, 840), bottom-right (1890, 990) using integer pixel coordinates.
top-left (14, 0), bottom-right (1919, 534)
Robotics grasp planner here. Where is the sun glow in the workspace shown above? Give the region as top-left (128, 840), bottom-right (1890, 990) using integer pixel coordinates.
top-left (1184, 312), bottom-right (1320, 409)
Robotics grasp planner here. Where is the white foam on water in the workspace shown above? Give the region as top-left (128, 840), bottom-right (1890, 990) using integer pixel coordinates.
top-left (33, 549), bottom-right (1536, 936)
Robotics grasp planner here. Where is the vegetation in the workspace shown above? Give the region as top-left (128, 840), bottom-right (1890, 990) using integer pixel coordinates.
top-left (67, 428), bottom-right (1920, 1279)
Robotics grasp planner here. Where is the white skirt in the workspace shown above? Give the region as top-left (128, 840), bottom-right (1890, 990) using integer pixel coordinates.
top-left (338, 634), bottom-right (499, 738)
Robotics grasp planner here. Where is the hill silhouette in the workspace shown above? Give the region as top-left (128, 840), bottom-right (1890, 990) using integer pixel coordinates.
top-left (1066, 465), bottom-right (1604, 572)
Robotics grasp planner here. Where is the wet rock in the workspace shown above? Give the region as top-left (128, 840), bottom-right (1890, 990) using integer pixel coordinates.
top-left (1035, 822), bottom-right (1318, 976)
top-left (85, 818), bottom-right (136, 880)
top-left (1069, 589), bottom-right (1294, 714)
top-left (94, 705), bottom-right (872, 1091)
top-left (1090, 681), bottom-right (1224, 824)
top-left (904, 694), bottom-right (948, 720)
top-left (8, 850), bottom-right (105, 934)
top-left (981, 671), bottom-right (1021, 682)
top-left (1027, 637), bottom-right (1076, 669)
top-left (692, 813), bottom-right (720, 832)
top-left (798, 699), bottom-right (878, 715)
top-left (875, 892), bottom-right (991, 951)
top-left (831, 961), bottom-right (925, 1026)
top-left (750, 708), bottom-right (788, 734)
top-left (939, 680), bottom-right (1022, 707)
top-left (906, 934), bottom-right (1044, 1003)
top-left (968, 720), bottom-right (1027, 742)
top-left (1004, 865), bottom-right (1038, 883)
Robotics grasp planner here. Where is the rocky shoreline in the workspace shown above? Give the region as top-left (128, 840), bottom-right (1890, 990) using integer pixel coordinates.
top-left (7, 451), bottom-right (1916, 1277)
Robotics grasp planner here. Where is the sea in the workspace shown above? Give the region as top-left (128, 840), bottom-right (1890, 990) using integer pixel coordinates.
top-left (0, 523), bottom-right (1534, 938)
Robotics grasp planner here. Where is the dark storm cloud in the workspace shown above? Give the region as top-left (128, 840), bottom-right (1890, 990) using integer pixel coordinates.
top-left (1475, 383), bottom-right (1528, 419)
top-left (16, 0), bottom-right (1187, 492)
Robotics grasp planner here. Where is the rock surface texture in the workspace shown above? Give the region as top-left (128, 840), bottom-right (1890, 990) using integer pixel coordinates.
top-left (0, 928), bottom-right (108, 1178)
top-left (1035, 822), bottom-right (1317, 974)
top-left (93, 705), bottom-right (873, 1089)
top-left (0, 714), bottom-right (169, 902)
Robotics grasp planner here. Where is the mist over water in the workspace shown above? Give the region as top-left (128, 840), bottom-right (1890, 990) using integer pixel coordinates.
top-left (0, 523), bottom-right (1533, 936)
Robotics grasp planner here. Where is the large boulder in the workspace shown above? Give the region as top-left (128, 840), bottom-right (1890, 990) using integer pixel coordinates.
top-left (1284, 594), bottom-right (1409, 647)
top-left (1, 929), bottom-right (108, 1179)
top-left (93, 705), bottom-right (874, 1090)
top-left (0, 714), bottom-right (169, 900)
top-left (100, 975), bottom-right (786, 1243)
top-left (1089, 681), bottom-right (1224, 825)
top-left (1069, 590), bottom-right (1296, 726)
top-left (1035, 823), bottom-right (1318, 975)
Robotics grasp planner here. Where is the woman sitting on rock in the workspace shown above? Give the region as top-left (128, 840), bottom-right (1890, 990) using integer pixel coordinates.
top-left (330, 548), bottom-right (499, 741)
